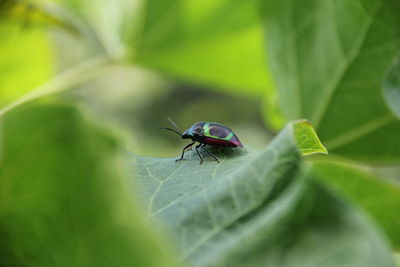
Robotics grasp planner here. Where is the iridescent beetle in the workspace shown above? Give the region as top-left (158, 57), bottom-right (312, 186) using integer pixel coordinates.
top-left (162, 118), bottom-right (243, 164)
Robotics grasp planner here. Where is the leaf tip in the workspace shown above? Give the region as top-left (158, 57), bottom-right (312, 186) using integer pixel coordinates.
top-left (292, 119), bottom-right (328, 156)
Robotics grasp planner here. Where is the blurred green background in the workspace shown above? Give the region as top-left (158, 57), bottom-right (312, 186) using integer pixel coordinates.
top-left (0, 0), bottom-right (274, 158)
top-left (72, 66), bottom-right (273, 157)
top-left (1, 0), bottom-right (400, 266)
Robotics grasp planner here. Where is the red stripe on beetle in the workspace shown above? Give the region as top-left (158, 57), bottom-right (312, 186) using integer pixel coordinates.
top-left (203, 137), bottom-right (242, 147)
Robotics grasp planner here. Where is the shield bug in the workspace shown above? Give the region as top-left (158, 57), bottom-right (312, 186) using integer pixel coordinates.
top-left (162, 118), bottom-right (243, 164)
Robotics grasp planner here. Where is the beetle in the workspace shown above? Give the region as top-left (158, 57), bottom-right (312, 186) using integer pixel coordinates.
top-left (162, 118), bottom-right (243, 164)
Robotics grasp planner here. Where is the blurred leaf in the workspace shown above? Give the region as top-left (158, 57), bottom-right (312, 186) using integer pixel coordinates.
top-left (50, 0), bottom-right (274, 95)
top-left (0, 101), bottom-right (177, 267)
top-left (263, 0), bottom-right (400, 162)
top-left (0, 24), bottom-right (52, 108)
top-left (0, 0), bottom-right (113, 113)
top-left (0, 0), bottom-right (77, 31)
top-left (131, 0), bottom-right (272, 95)
top-left (0, 55), bottom-right (112, 118)
top-left (395, 252), bottom-right (400, 266)
top-left (59, 0), bottom-right (136, 58)
top-left (384, 57), bottom-right (400, 119)
top-left (262, 88), bottom-right (286, 130)
top-left (311, 160), bottom-right (400, 249)
top-left (131, 121), bottom-right (393, 267)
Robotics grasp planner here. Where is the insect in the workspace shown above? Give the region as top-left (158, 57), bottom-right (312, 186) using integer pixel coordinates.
top-left (162, 118), bottom-right (243, 164)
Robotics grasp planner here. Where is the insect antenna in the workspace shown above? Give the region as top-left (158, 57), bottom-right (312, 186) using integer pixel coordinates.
top-left (160, 117), bottom-right (183, 136)
top-left (167, 117), bottom-right (183, 133)
top-left (160, 127), bottom-right (182, 136)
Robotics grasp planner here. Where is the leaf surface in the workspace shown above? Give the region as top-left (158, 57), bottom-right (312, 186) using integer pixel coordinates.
top-left (384, 57), bottom-right (400, 119)
top-left (0, 101), bottom-right (177, 267)
top-left (263, 0), bottom-right (400, 162)
top-left (0, 24), bottom-right (52, 108)
top-left (294, 120), bottom-right (328, 155)
top-left (132, 121), bottom-right (394, 267)
top-left (311, 160), bottom-right (400, 249)
top-left (130, 0), bottom-right (272, 95)
top-left (23, 0), bottom-right (273, 96)
top-left (0, 0), bottom-right (81, 109)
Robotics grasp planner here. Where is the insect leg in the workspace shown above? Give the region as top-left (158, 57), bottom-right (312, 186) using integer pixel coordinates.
top-left (195, 144), bottom-right (204, 164)
top-left (176, 141), bottom-right (195, 162)
top-left (201, 144), bottom-right (220, 163)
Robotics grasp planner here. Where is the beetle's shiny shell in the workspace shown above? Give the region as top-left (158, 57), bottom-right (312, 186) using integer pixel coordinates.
top-left (188, 122), bottom-right (242, 147)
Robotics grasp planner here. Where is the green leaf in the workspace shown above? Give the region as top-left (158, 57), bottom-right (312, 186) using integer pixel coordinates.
top-left (0, 0), bottom-right (83, 110)
top-left (0, 24), bottom-right (52, 108)
top-left (263, 0), bottom-right (400, 162)
top-left (0, 101), bottom-right (177, 267)
top-left (395, 252), bottom-right (400, 266)
top-left (311, 160), bottom-right (400, 249)
top-left (131, 121), bottom-right (393, 267)
top-left (294, 120), bottom-right (328, 155)
top-left (59, 0), bottom-right (133, 57)
top-left (262, 88), bottom-right (286, 130)
top-left (130, 0), bottom-right (272, 95)
top-left (1, 0), bottom-right (77, 31)
top-left (384, 57), bottom-right (400, 119)
top-left (53, 0), bottom-right (273, 95)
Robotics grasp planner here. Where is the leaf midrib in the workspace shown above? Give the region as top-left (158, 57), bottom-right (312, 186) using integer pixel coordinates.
top-left (311, 0), bottom-right (382, 128)
top-left (325, 114), bottom-right (395, 150)
top-left (145, 151), bottom-right (299, 259)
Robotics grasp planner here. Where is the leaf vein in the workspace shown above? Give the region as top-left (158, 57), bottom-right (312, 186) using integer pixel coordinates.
top-left (312, 1), bottom-right (382, 128)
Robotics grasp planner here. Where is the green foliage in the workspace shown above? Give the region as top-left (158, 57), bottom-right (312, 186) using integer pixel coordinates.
top-left (384, 58), bottom-right (400, 119)
top-left (261, 0), bottom-right (400, 252)
top-left (1, 0), bottom-right (73, 28)
top-left (0, 25), bottom-right (52, 107)
top-left (395, 252), bottom-right (400, 266)
top-left (0, 0), bottom-right (79, 109)
top-left (131, 0), bottom-right (272, 95)
top-left (1, 0), bottom-right (400, 266)
top-left (312, 160), bottom-right (400, 249)
top-left (59, 0), bottom-right (133, 57)
top-left (294, 120), bottom-right (327, 155)
top-left (263, 0), bottom-right (400, 162)
top-left (132, 122), bottom-right (393, 267)
top-left (0, 101), bottom-right (177, 267)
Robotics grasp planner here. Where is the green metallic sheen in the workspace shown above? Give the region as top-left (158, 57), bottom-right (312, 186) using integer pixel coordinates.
top-left (203, 122), bottom-right (234, 141)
